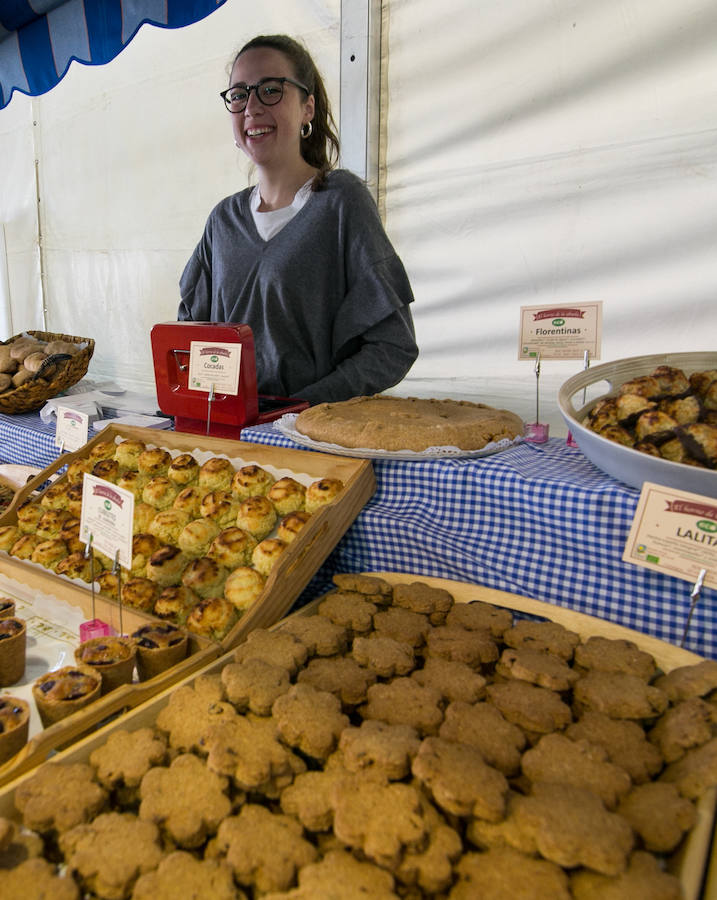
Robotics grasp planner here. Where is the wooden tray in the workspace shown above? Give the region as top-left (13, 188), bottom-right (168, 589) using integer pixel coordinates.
top-left (0, 574), bottom-right (712, 899)
top-left (0, 425), bottom-right (375, 782)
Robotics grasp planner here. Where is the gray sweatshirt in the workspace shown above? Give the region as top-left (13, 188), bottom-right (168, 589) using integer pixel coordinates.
top-left (178, 169), bottom-right (418, 404)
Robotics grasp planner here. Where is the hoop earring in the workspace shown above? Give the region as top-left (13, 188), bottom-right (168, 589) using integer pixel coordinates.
top-left (300, 121), bottom-right (312, 139)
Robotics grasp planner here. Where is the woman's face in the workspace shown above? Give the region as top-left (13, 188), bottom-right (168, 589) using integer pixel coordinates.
top-left (229, 47), bottom-right (314, 171)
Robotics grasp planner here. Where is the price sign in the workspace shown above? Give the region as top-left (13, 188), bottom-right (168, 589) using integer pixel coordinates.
top-left (623, 482), bottom-right (717, 589)
top-left (55, 405), bottom-right (89, 451)
top-left (188, 341), bottom-right (241, 395)
top-left (519, 302), bottom-right (602, 361)
top-left (79, 474), bottom-right (135, 570)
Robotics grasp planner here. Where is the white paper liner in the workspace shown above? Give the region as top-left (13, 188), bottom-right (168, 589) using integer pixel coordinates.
top-left (273, 413), bottom-right (524, 461)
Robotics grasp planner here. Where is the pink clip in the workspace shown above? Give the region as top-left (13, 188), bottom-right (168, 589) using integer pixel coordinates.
top-left (80, 619), bottom-right (115, 641)
top-left (565, 430), bottom-right (579, 448)
top-left (524, 422), bottom-right (550, 443)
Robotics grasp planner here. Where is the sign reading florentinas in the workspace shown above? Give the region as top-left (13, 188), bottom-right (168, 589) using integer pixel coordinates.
top-left (188, 341), bottom-right (241, 395)
top-left (519, 302), bottom-right (602, 360)
top-left (623, 482), bottom-right (717, 590)
top-left (79, 474), bottom-right (135, 570)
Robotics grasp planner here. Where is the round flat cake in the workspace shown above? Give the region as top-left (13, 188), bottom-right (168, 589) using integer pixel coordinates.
top-left (295, 395), bottom-right (525, 452)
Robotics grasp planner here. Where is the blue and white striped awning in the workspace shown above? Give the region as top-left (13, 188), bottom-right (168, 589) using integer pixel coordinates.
top-left (0, 0), bottom-right (227, 110)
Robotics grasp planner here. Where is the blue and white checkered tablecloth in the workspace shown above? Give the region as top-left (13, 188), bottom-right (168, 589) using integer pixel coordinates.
top-left (241, 423), bottom-right (717, 659)
top-left (0, 411), bottom-right (62, 469)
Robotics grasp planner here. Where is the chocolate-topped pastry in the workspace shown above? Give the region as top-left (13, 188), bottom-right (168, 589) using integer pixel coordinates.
top-left (0, 696), bottom-right (30, 764)
top-left (32, 664), bottom-right (102, 726)
top-left (0, 617), bottom-right (26, 686)
top-left (75, 637), bottom-right (136, 694)
top-left (132, 623), bottom-right (188, 680)
top-left (167, 453), bottom-right (200, 486)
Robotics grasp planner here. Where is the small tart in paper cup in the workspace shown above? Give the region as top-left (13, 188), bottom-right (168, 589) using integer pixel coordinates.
top-left (32, 664), bottom-right (102, 727)
top-left (0, 696), bottom-right (29, 765)
top-left (74, 636), bottom-right (137, 695)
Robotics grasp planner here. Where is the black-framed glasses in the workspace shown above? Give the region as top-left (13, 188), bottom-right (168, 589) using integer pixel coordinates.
top-left (220, 76), bottom-right (310, 113)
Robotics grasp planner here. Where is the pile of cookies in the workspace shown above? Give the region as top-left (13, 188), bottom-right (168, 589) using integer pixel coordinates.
top-left (2, 575), bottom-right (715, 898)
top-left (585, 364), bottom-right (717, 468)
top-left (0, 438), bottom-right (345, 641)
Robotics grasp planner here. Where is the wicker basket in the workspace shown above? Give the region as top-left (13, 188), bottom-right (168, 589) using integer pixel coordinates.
top-left (0, 331), bottom-right (94, 415)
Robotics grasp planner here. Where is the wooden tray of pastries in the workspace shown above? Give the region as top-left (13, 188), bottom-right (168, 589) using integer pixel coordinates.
top-left (0, 573), bottom-right (713, 898)
top-left (0, 425), bottom-right (374, 782)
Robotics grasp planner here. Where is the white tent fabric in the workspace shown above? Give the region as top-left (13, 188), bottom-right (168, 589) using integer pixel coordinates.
top-left (1, 0), bottom-right (716, 435)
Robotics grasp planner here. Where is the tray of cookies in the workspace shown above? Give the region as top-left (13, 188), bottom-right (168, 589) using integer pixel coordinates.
top-left (0, 573), bottom-right (713, 898)
top-left (0, 424), bottom-right (374, 781)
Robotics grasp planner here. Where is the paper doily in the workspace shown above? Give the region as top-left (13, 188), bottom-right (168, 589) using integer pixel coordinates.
top-left (274, 413), bottom-right (524, 460)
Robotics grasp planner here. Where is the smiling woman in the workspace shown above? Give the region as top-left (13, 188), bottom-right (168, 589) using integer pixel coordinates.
top-left (178, 33), bottom-right (419, 406)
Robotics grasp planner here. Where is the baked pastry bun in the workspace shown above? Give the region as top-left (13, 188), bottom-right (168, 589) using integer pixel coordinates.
top-left (121, 577), bottom-right (160, 612)
top-left (172, 486), bottom-right (204, 518)
top-left (88, 440), bottom-right (118, 462)
top-left (181, 557), bottom-right (229, 600)
top-left (36, 508), bottom-right (73, 540)
top-left (167, 453), bottom-right (200, 486)
top-left (31, 538), bottom-right (69, 571)
top-left (251, 537), bottom-right (288, 577)
top-left (55, 551), bottom-right (94, 582)
top-left (130, 533), bottom-right (163, 578)
top-left (117, 470), bottom-right (150, 500)
top-left (142, 476), bottom-right (179, 510)
top-left (231, 464), bottom-right (276, 500)
top-left (59, 518), bottom-right (84, 554)
top-left (223, 566), bottom-right (265, 612)
top-left (277, 511), bottom-right (312, 544)
top-left (148, 509), bottom-right (191, 546)
top-left (91, 458), bottom-right (121, 484)
top-left (153, 585), bottom-right (200, 624)
top-left (199, 490), bottom-right (240, 528)
top-left (0, 525), bottom-right (21, 553)
top-left (39, 481), bottom-right (70, 510)
top-left (146, 546), bottom-right (189, 588)
top-left (66, 456), bottom-right (93, 483)
top-left (236, 495), bottom-right (277, 541)
top-left (185, 596), bottom-right (238, 641)
top-left (96, 570), bottom-right (120, 597)
top-left (10, 534), bottom-right (41, 560)
top-left (198, 457), bottom-right (235, 493)
top-left (133, 503), bottom-right (157, 534)
top-left (66, 482), bottom-right (85, 518)
top-left (114, 439), bottom-right (146, 470)
top-left (267, 477), bottom-right (306, 516)
top-left (207, 526), bottom-right (257, 569)
top-left (177, 517), bottom-right (221, 558)
top-left (16, 501), bottom-right (44, 534)
top-left (305, 478), bottom-right (344, 513)
top-left (137, 447), bottom-right (172, 477)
